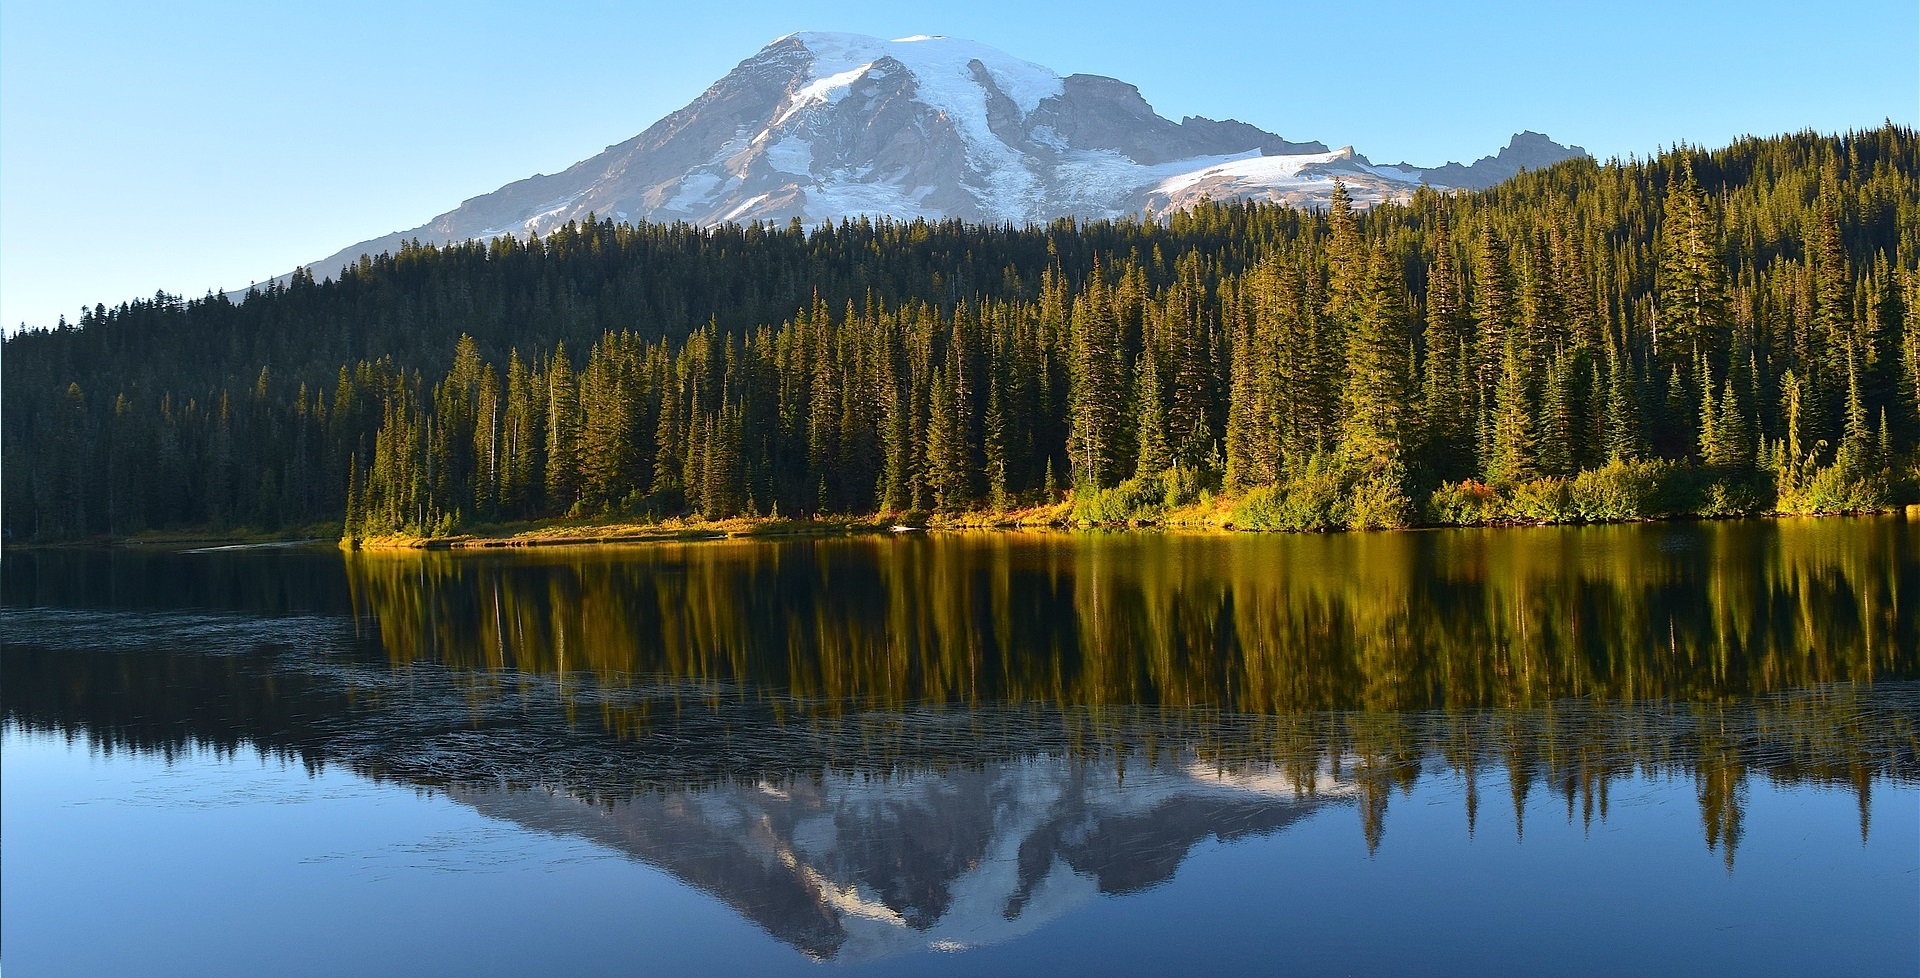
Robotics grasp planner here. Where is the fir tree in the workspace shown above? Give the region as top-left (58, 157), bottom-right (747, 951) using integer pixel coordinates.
top-left (1340, 252), bottom-right (1415, 469)
top-left (544, 343), bottom-right (581, 512)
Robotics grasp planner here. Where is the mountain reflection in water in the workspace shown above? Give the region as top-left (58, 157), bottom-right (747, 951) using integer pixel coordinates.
top-left (3, 518), bottom-right (1916, 963)
top-left (455, 757), bottom-right (1340, 961)
top-left (6, 613), bottom-right (1917, 960)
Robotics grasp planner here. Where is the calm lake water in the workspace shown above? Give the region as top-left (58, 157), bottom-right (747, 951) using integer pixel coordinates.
top-left (4, 519), bottom-right (1917, 976)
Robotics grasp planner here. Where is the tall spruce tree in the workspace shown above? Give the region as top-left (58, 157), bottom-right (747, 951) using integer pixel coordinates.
top-left (1340, 252), bottom-right (1416, 469)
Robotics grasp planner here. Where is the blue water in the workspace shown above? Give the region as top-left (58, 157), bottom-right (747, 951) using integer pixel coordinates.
top-left (4, 525), bottom-right (1917, 976)
top-left (6, 722), bottom-right (1914, 977)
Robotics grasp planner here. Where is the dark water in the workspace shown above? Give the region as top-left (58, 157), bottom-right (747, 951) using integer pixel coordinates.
top-left (4, 519), bottom-right (1917, 976)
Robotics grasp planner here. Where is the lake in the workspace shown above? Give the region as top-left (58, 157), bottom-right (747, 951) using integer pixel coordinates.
top-left (4, 518), bottom-right (1917, 976)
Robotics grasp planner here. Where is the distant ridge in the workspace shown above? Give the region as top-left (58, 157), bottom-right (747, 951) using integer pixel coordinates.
top-left (255, 32), bottom-right (1583, 292)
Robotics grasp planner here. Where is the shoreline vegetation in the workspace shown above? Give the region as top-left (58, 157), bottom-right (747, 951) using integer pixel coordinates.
top-left (333, 450), bottom-right (1917, 550)
top-left (13, 502), bottom-right (1914, 553)
top-left (32, 478), bottom-right (1907, 552)
top-left (343, 502), bottom-right (1918, 552)
top-left (11, 486), bottom-right (1912, 552)
top-left (13, 452), bottom-right (1917, 551)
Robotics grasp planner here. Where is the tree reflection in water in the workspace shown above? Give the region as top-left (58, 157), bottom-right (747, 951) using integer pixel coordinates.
top-left (2, 518), bottom-right (1915, 959)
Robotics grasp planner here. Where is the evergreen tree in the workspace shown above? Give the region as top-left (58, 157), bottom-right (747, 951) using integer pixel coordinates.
top-left (1485, 335), bottom-right (1538, 486)
top-left (1656, 161), bottom-right (1728, 363)
top-left (1605, 349), bottom-right (1645, 462)
top-left (1133, 345), bottom-right (1171, 475)
top-left (1067, 269), bottom-right (1126, 487)
top-left (925, 365), bottom-right (970, 511)
top-left (1421, 220), bottom-right (1474, 479)
top-left (1340, 252), bottom-right (1416, 469)
top-left (544, 343), bottom-right (581, 512)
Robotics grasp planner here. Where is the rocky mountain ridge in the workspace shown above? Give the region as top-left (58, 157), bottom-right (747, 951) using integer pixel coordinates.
top-left (280, 32), bottom-right (1585, 287)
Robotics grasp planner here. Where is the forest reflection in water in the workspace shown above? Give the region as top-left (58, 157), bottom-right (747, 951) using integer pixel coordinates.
top-left (6, 611), bottom-right (1917, 964)
top-left (341, 517), bottom-right (1914, 711)
top-left (6, 610), bottom-right (1913, 866)
top-left (4, 518), bottom-right (1918, 968)
top-left (6, 518), bottom-right (1916, 861)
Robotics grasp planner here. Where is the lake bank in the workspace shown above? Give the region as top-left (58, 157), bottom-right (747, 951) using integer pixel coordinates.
top-left (11, 497), bottom-right (1911, 553)
top-left (339, 497), bottom-right (1917, 551)
top-left (340, 503), bottom-right (1076, 550)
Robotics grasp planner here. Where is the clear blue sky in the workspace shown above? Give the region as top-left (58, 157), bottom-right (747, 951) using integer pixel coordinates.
top-left (3, 0), bottom-right (1914, 332)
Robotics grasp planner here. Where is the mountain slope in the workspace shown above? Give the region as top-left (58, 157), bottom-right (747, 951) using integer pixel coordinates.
top-left (290, 32), bottom-right (1583, 283)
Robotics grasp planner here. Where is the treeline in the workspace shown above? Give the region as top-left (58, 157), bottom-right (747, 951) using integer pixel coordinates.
top-left (5, 126), bottom-right (1917, 539)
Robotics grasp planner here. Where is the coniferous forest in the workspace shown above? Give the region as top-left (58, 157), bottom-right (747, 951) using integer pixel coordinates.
top-left (5, 126), bottom-right (1917, 542)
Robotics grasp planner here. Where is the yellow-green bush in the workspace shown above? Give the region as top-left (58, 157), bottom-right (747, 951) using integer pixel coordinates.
top-left (1504, 478), bottom-right (1572, 523)
top-left (1348, 463), bottom-right (1413, 529)
top-left (1229, 454), bottom-right (1352, 531)
top-left (1570, 458), bottom-right (1669, 521)
top-left (1071, 473), bottom-right (1169, 525)
top-left (1427, 480), bottom-right (1500, 525)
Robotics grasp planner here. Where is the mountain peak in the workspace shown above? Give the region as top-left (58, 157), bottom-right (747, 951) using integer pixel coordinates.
top-left (1389, 131), bottom-right (1588, 190)
top-left (280, 32), bottom-right (1586, 287)
top-left (766, 31), bottom-right (1064, 114)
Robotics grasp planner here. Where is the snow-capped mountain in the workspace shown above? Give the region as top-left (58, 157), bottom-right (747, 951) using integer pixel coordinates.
top-left (455, 754), bottom-right (1352, 962)
top-left (293, 32), bottom-right (1585, 282)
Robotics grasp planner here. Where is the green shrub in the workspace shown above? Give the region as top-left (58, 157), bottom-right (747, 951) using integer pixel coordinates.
top-left (1570, 458), bottom-right (1667, 522)
top-left (1228, 484), bottom-right (1287, 529)
top-left (1348, 462), bottom-right (1413, 529)
top-left (1273, 456), bottom-right (1352, 530)
top-left (1229, 454), bottom-right (1352, 531)
top-left (1071, 473), bottom-right (1168, 525)
top-left (1503, 477), bottom-right (1572, 523)
top-left (1695, 476), bottom-right (1763, 517)
top-left (1162, 464), bottom-right (1209, 510)
top-left (1426, 480), bottom-right (1500, 526)
top-left (1777, 463), bottom-right (1890, 514)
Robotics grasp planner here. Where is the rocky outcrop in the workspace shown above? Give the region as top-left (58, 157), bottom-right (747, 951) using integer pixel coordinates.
top-left (1396, 130), bottom-right (1592, 189)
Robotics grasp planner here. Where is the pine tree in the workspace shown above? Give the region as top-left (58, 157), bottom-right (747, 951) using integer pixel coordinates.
top-left (579, 341), bottom-right (636, 508)
top-left (925, 365), bottom-right (970, 511)
top-left (1164, 255), bottom-right (1215, 465)
top-left (651, 350), bottom-right (684, 508)
top-left (1698, 361), bottom-right (1721, 464)
top-left (1067, 269), bottom-right (1126, 488)
top-left (1605, 350), bottom-right (1644, 462)
top-left (1471, 226), bottom-right (1517, 465)
top-left (1420, 220), bottom-right (1474, 479)
top-left (1840, 346), bottom-right (1871, 467)
top-left (472, 364), bottom-right (501, 519)
top-left (1485, 335), bottom-right (1538, 486)
top-left (1710, 379), bottom-right (1753, 469)
top-left (1132, 345), bottom-right (1171, 476)
top-left (985, 373), bottom-right (1011, 510)
top-left (1539, 351), bottom-right (1575, 477)
top-left (1340, 252), bottom-right (1416, 469)
top-left (544, 343), bottom-right (581, 512)
top-left (1324, 180), bottom-right (1366, 335)
top-left (1656, 161), bottom-right (1728, 362)
top-left (342, 453), bottom-right (363, 538)
top-left (1779, 369), bottom-right (1806, 463)
top-left (503, 350), bottom-right (544, 516)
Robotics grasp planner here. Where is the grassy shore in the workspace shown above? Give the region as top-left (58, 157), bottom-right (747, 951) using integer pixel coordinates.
top-left (346, 514), bottom-right (882, 550)
top-left (342, 501), bottom-right (1087, 550)
top-left (14, 496), bottom-right (1913, 554)
top-left (343, 497), bottom-right (1917, 551)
